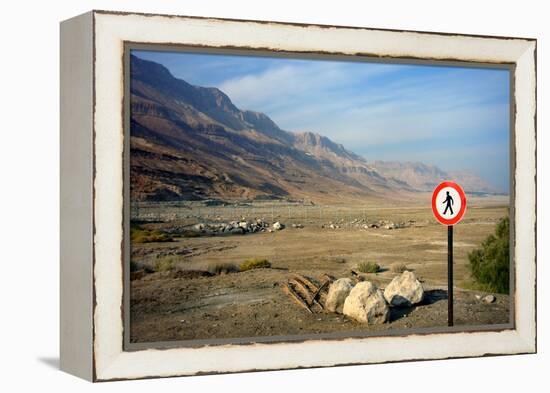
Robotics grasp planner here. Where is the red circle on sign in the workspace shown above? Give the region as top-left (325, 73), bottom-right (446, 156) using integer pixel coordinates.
top-left (431, 181), bottom-right (467, 226)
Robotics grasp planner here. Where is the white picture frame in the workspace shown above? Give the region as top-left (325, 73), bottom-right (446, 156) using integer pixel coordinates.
top-left (60, 10), bottom-right (536, 381)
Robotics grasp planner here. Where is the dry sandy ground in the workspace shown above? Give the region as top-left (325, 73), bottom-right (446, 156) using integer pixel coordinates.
top-left (130, 197), bottom-right (510, 343)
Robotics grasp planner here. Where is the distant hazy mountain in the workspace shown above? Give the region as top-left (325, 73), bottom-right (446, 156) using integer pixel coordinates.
top-left (371, 161), bottom-right (502, 194)
top-left (129, 55), bottom-right (500, 202)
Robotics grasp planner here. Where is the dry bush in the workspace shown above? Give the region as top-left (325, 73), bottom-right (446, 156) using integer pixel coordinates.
top-left (155, 256), bottom-right (176, 272)
top-left (356, 261), bottom-right (380, 273)
top-left (240, 258), bottom-right (271, 271)
top-left (207, 262), bottom-right (239, 275)
top-left (131, 225), bottom-right (172, 243)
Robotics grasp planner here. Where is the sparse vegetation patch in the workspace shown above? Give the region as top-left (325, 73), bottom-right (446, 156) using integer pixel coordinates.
top-left (131, 225), bottom-right (173, 243)
top-left (356, 261), bottom-right (381, 273)
top-left (240, 258), bottom-right (271, 271)
top-left (155, 256), bottom-right (176, 272)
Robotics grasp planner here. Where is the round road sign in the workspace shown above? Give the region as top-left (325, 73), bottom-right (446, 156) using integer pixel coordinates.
top-left (431, 181), bottom-right (467, 226)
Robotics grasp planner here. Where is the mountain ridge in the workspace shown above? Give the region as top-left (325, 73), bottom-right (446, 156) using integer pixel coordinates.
top-left (129, 54), bottom-right (501, 202)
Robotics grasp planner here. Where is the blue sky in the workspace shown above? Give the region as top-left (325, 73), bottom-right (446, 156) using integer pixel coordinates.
top-left (133, 50), bottom-right (510, 192)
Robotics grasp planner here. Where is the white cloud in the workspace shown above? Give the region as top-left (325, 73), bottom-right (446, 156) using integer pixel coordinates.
top-left (217, 60), bottom-right (510, 189)
top-left (218, 61), bottom-right (399, 115)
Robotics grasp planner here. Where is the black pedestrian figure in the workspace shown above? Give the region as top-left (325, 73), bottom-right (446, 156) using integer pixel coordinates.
top-left (442, 191), bottom-right (454, 215)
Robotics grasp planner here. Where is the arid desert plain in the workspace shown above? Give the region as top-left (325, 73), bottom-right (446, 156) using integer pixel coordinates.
top-left (129, 195), bottom-right (510, 344)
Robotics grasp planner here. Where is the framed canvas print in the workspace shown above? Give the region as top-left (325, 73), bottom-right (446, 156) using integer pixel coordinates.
top-left (60, 10), bottom-right (537, 381)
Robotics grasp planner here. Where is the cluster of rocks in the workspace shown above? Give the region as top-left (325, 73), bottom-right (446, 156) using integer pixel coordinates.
top-left (321, 218), bottom-right (365, 230)
top-left (380, 221), bottom-right (408, 230)
top-left (191, 219), bottom-right (285, 235)
top-left (369, 219), bottom-right (416, 230)
top-left (325, 271), bottom-right (425, 324)
top-left (322, 219), bottom-right (415, 231)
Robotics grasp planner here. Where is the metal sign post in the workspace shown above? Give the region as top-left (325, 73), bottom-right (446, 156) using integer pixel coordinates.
top-left (447, 225), bottom-right (453, 326)
top-left (432, 181), bottom-right (467, 328)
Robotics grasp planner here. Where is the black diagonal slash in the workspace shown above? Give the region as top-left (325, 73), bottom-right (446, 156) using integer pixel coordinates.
top-left (442, 191), bottom-right (454, 215)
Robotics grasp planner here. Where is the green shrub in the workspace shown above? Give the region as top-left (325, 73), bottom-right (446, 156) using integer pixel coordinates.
top-left (391, 263), bottom-right (408, 273)
top-left (356, 261), bottom-right (381, 273)
top-left (468, 217), bottom-right (510, 294)
top-left (155, 257), bottom-right (176, 272)
top-left (240, 258), bottom-right (271, 271)
top-left (131, 226), bottom-right (173, 243)
top-left (207, 262), bottom-right (239, 275)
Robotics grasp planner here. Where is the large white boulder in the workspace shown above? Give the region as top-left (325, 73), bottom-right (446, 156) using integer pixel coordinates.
top-left (272, 222), bottom-right (285, 231)
top-left (193, 223), bottom-right (205, 231)
top-left (343, 281), bottom-right (389, 324)
top-left (325, 278), bottom-right (355, 313)
top-left (384, 271), bottom-right (424, 307)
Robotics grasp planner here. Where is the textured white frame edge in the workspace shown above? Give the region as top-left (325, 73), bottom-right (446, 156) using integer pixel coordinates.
top-left (60, 10), bottom-right (537, 382)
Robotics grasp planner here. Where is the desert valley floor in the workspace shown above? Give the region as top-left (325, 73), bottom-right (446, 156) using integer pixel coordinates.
top-left (128, 195), bottom-right (510, 344)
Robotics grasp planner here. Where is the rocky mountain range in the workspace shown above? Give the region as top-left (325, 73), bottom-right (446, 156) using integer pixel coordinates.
top-left (129, 54), bottom-right (501, 203)
top-left (370, 161), bottom-right (502, 195)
